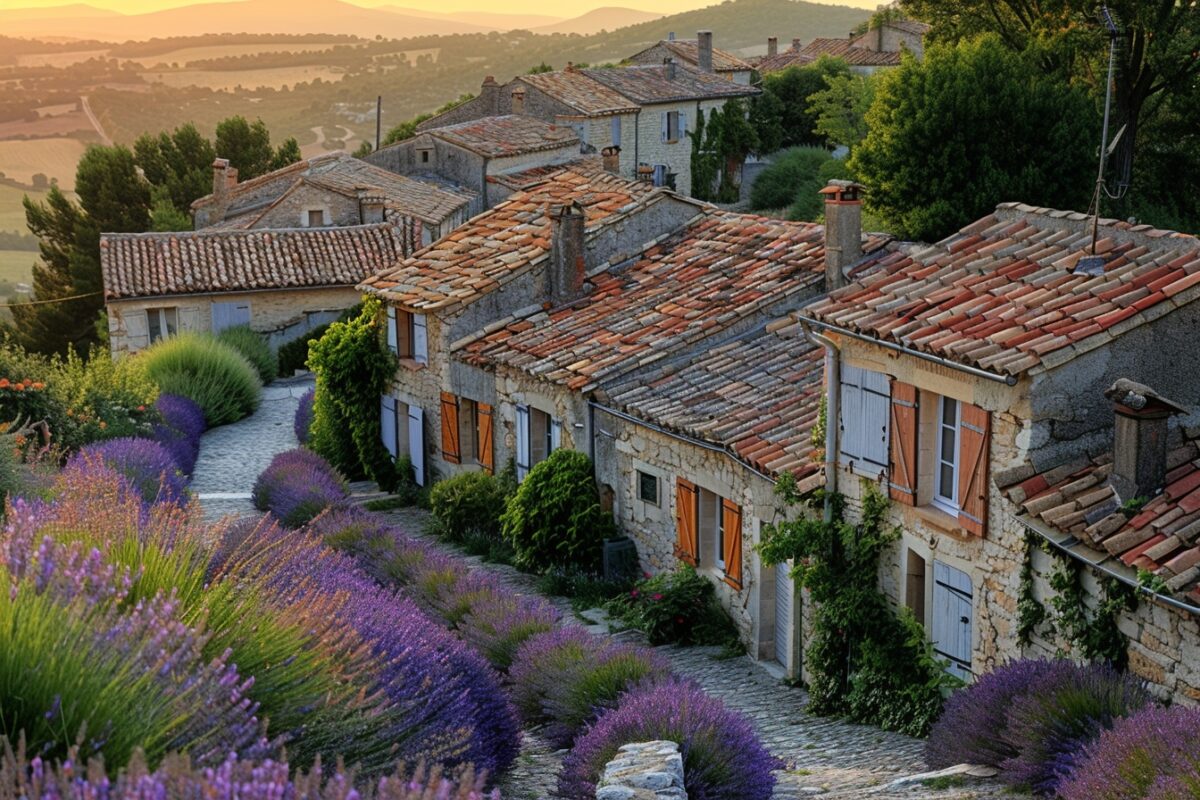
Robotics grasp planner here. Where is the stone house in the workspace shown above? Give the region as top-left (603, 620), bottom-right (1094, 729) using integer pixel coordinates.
top-left (101, 224), bottom-right (402, 355)
top-left (797, 197), bottom-right (1200, 697)
top-left (411, 59), bottom-right (758, 198)
top-left (365, 115), bottom-right (582, 213)
top-left (192, 152), bottom-right (475, 253)
top-left (626, 31), bottom-right (756, 85)
top-left (754, 20), bottom-right (930, 75)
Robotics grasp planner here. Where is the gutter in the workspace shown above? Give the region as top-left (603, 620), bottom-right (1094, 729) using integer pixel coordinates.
top-left (800, 316), bottom-right (1020, 387)
top-left (1016, 515), bottom-right (1200, 616)
top-left (799, 320), bottom-right (839, 522)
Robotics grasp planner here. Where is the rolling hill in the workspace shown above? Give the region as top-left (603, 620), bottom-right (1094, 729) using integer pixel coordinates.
top-left (532, 7), bottom-right (665, 35)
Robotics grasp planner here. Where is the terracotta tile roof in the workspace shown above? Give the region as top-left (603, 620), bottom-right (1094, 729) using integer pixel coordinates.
top-left (487, 156), bottom-right (605, 191)
top-left (803, 203), bottom-right (1200, 378)
top-left (459, 212), bottom-right (889, 391)
top-left (101, 223), bottom-right (402, 300)
top-left (1001, 429), bottom-right (1200, 607)
top-left (584, 63), bottom-right (758, 105)
top-left (423, 115), bottom-right (579, 158)
top-left (752, 50), bottom-right (817, 73)
top-left (193, 151), bottom-right (473, 225)
top-left (517, 71), bottom-right (639, 116)
top-left (605, 317), bottom-right (825, 483)
top-left (635, 39), bottom-right (755, 74)
top-left (797, 37), bottom-right (904, 66)
top-left (358, 165), bottom-right (659, 310)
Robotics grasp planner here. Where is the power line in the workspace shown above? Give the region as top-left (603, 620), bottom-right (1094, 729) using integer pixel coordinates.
top-left (0, 291), bottom-right (102, 309)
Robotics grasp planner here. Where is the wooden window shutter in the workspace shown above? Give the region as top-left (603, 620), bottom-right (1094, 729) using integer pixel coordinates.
top-left (477, 403), bottom-right (494, 474)
top-left (440, 392), bottom-right (461, 463)
top-left (722, 499), bottom-right (743, 589)
top-left (889, 380), bottom-right (919, 506)
top-left (674, 478), bottom-right (698, 566)
top-left (957, 403), bottom-right (991, 537)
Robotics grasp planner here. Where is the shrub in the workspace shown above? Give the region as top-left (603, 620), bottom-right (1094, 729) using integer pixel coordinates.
top-left (998, 660), bottom-right (1151, 795)
top-left (277, 306), bottom-right (361, 376)
top-left (1059, 704), bottom-right (1200, 800)
top-left (510, 628), bottom-right (670, 748)
top-left (927, 658), bottom-right (1060, 770)
top-left (216, 324), bottom-right (278, 384)
top-left (294, 387), bottom-right (315, 444)
top-left (608, 566), bottom-right (739, 647)
top-left (559, 678), bottom-right (779, 800)
top-left (151, 393), bottom-right (207, 474)
top-left (429, 470), bottom-right (510, 542)
top-left (749, 146), bottom-right (833, 212)
top-left (536, 565), bottom-right (630, 608)
top-left (252, 448), bottom-right (348, 527)
top-left (139, 333), bottom-right (261, 426)
top-left (457, 590), bottom-right (559, 671)
top-left (66, 438), bottom-right (188, 507)
top-left (500, 450), bottom-right (616, 573)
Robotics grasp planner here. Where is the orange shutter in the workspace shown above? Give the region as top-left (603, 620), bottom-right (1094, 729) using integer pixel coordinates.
top-left (889, 380), bottom-right (919, 506)
top-left (674, 478), bottom-right (698, 566)
top-left (477, 403), bottom-right (494, 474)
top-left (957, 403), bottom-right (990, 537)
top-left (722, 499), bottom-right (743, 589)
top-left (440, 392), bottom-right (461, 463)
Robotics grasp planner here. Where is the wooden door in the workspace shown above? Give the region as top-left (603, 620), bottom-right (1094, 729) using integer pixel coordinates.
top-left (932, 561), bottom-right (973, 681)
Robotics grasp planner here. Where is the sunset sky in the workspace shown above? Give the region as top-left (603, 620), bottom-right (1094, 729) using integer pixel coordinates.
top-left (8, 0), bottom-right (881, 15)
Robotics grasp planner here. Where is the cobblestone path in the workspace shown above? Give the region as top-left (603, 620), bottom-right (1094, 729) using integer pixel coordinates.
top-left (191, 377), bottom-right (312, 521)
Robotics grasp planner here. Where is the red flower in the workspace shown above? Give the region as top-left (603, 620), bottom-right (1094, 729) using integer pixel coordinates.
top-left (652, 593), bottom-right (663, 601)
top-left (630, 589), bottom-right (640, 598)
top-left (136, 405), bottom-right (146, 412)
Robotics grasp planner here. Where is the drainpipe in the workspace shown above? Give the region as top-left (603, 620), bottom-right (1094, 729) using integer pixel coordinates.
top-left (633, 108), bottom-right (640, 175)
top-left (801, 320), bottom-right (840, 522)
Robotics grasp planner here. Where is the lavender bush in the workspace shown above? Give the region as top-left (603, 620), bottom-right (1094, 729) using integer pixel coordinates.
top-left (151, 393), bottom-right (206, 474)
top-left (66, 439), bottom-right (188, 507)
top-left (998, 660), bottom-right (1151, 795)
top-left (559, 678), bottom-right (780, 800)
top-left (510, 627), bottom-right (671, 748)
top-left (252, 448), bottom-right (348, 527)
top-left (1059, 704), bottom-right (1200, 800)
top-left (0, 745), bottom-right (500, 800)
top-left (458, 590), bottom-right (559, 671)
top-left (295, 387), bottom-right (315, 444)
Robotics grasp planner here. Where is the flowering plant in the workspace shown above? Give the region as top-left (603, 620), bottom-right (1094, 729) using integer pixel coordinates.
top-left (252, 448), bottom-right (348, 527)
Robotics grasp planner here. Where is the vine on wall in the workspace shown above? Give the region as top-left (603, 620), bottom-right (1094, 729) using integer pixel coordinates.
top-left (1041, 548), bottom-right (1135, 669)
top-left (1016, 533), bottom-right (1047, 646)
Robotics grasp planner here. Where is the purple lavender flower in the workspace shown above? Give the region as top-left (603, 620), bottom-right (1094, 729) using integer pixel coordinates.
top-left (65, 440), bottom-right (188, 508)
top-left (155, 394), bottom-right (206, 443)
top-left (252, 448), bottom-right (348, 528)
top-left (294, 387), bottom-right (315, 444)
top-left (559, 677), bottom-right (780, 800)
top-left (458, 590), bottom-right (559, 671)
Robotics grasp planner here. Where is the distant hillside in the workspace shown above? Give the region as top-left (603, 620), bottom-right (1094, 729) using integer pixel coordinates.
top-left (532, 7), bottom-right (664, 35)
top-left (376, 6), bottom-right (564, 32)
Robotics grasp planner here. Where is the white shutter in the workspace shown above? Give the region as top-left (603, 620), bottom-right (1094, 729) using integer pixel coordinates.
top-left (125, 309), bottom-right (150, 351)
top-left (178, 306), bottom-right (199, 331)
top-left (611, 115), bottom-right (621, 146)
top-left (660, 111), bottom-right (668, 143)
top-left (407, 405), bottom-right (425, 486)
top-left (679, 109), bottom-right (688, 140)
top-left (861, 369), bottom-right (891, 471)
top-left (386, 306), bottom-right (398, 353)
top-left (380, 395), bottom-right (397, 457)
top-left (838, 364), bottom-right (863, 463)
top-left (516, 404), bottom-right (530, 481)
top-left (550, 418), bottom-right (562, 451)
top-left (932, 561), bottom-right (973, 681)
top-left (412, 313), bottom-right (428, 365)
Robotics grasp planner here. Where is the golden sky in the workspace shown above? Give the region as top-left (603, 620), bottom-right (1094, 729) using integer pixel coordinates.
top-left (7, 0), bottom-right (880, 15)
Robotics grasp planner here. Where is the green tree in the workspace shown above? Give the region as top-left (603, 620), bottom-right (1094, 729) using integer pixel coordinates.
top-left (850, 35), bottom-right (1095, 241)
top-left (808, 71), bottom-right (877, 152)
top-left (215, 116), bottom-right (275, 180)
top-left (382, 93), bottom-right (477, 146)
top-left (710, 99), bottom-right (759, 202)
top-left (149, 187), bottom-right (193, 232)
top-left (270, 137), bottom-right (302, 171)
top-left (526, 62), bottom-right (553, 74)
top-left (352, 140), bottom-right (373, 158)
top-left (688, 108), bottom-right (718, 201)
top-left (761, 56), bottom-right (852, 147)
top-left (748, 90), bottom-right (785, 156)
top-left (133, 122), bottom-right (215, 216)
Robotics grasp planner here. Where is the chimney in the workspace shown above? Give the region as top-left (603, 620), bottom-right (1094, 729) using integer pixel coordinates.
top-left (357, 188), bottom-right (386, 224)
top-left (601, 145), bottom-right (620, 175)
top-left (548, 201), bottom-right (586, 303)
top-left (480, 75), bottom-right (500, 114)
top-left (697, 30), bottom-right (714, 73)
top-left (792, 37), bottom-right (803, 51)
top-left (664, 57), bottom-right (677, 80)
top-left (668, 31), bottom-right (676, 41)
top-left (511, 86), bottom-right (526, 116)
top-left (767, 36), bottom-right (778, 57)
top-left (210, 158), bottom-right (233, 224)
top-left (820, 180), bottom-right (864, 292)
top-left (1104, 380), bottom-right (1185, 500)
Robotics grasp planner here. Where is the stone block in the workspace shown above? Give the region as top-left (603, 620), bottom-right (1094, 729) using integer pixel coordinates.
top-left (598, 741), bottom-right (687, 800)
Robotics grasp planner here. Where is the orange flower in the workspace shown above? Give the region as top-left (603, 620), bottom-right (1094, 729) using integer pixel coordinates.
top-left (13, 384), bottom-right (23, 392)
top-left (98, 421), bottom-right (107, 430)
top-left (0, 378), bottom-right (9, 389)
top-left (30, 382), bottom-right (44, 390)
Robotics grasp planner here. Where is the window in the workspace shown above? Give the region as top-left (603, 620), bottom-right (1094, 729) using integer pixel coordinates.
top-left (515, 405), bottom-right (560, 481)
top-left (440, 394), bottom-right (481, 466)
top-left (935, 396), bottom-right (960, 513)
top-left (146, 307), bottom-right (178, 344)
top-left (637, 470), bottom-right (659, 505)
top-left (388, 308), bottom-right (428, 364)
top-left (838, 364), bottom-right (889, 473)
top-left (660, 110), bottom-right (686, 143)
top-left (714, 494), bottom-right (726, 570)
top-left (307, 209), bottom-right (324, 227)
top-left (420, 149), bottom-right (431, 164)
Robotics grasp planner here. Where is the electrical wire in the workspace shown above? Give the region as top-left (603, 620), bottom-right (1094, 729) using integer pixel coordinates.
top-left (0, 290), bottom-right (102, 309)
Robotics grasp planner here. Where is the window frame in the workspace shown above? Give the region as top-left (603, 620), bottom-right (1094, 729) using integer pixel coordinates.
top-left (714, 493), bottom-right (726, 571)
top-left (636, 470), bottom-right (660, 506)
top-left (146, 307), bottom-right (178, 344)
top-left (934, 395), bottom-right (960, 514)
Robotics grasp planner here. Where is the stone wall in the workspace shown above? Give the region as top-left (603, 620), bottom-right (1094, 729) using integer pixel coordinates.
top-left (634, 99), bottom-right (728, 198)
top-left (597, 741), bottom-right (687, 800)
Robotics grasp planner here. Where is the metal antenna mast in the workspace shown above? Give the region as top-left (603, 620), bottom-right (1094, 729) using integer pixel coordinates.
top-left (1091, 5), bottom-right (1121, 255)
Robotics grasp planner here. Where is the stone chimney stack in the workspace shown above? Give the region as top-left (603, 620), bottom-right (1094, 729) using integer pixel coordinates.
top-left (1104, 379), bottom-right (1185, 500)
top-left (668, 31), bottom-right (676, 41)
top-left (357, 188), bottom-right (386, 224)
top-left (511, 86), bottom-right (526, 116)
top-left (767, 36), bottom-right (778, 57)
top-left (697, 30), bottom-right (714, 73)
top-left (601, 146), bottom-right (620, 175)
top-left (820, 180), bottom-right (864, 292)
top-left (792, 37), bottom-right (803, 51)
top-left (549, 201), bottom-right (586, 304)
top-left (480, 75), bottom-right (500, 113)
top-left (664, 57), bottom-right (677, 80)
top-left (210, 158), bottom-right (235, 224)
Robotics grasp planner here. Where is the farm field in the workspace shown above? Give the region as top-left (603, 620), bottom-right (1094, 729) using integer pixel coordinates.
top-left (15, 49), bottom-right (109, 68)
top-left (0, 185), bottom-right (52, 237)
top-left (0, 250), bottom-right (37, 285)
top-left (141, 65), bottom-right (345, 90)
top-left (123, 42), bottom-right (348, 66)
top-left (0, 138), bottom-right (88, 191)
top-left (0, 112), bottom-right (94, 139)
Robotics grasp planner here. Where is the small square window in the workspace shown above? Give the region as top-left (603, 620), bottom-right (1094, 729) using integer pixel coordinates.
top-left (420, 149), bottom-right (431, 164)
top-left (637, 470), bottom-right (659, 505)
top-left (307, 209), bottom-right (324, 227)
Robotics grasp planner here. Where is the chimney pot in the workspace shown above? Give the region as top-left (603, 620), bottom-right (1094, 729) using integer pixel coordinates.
top-left (549, 200), bottom-right (586, 303)
top-left (1105, 379), bottom-right (1185, 500)
top-left (697, 30), bottom-right (714, 73)
top-left (767, 36), bottom-right (778, 57)
top-left (668, 31), bottom-right (675, 41)
top-left (601, 146), bottom-right (621, 175)
top-left (821, 179), bottom-right (864, 292)
top-left (792, 37), bottom-right (803, 51)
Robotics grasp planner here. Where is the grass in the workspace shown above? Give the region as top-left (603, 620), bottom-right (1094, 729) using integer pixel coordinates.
top-left (0, 138), bottom-right (88, 191)
top-left (922, 775), bottom-right (968, 790)
top-left (0, 250), bottom-right (37, 285)
top-left (0, 184), bottom-right (53, 237)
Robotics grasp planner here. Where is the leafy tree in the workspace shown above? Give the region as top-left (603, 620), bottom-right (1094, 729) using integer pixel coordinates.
top-left (850, 35), bottom-right (1095, 241)
top-left (748, 90), bottom-right (785, 156)
top-left (382, 93), bottom-right (477, 146)
top-left (688, 108), bottom-right (718, 201)
top-left (133, 122), bottom-right (215, 216)
top-left (74, 145), bottom-right (151, 235)
top-left (149, 188), bottom-right (192, 232)
top-left (808, 71), bottom-right (877, 152)
top-left (270, 137), bottom-right (302, 171)
top-left (710, 99), bottom-right (759, 202)
top-left (761, 56), bottom-right (852, 147)
top-left (215, 116), bottom-right (275, 180)
top-left (526, 62), bottom-right (553, 74)
top-left (352, 140), bottom-right (373, 158)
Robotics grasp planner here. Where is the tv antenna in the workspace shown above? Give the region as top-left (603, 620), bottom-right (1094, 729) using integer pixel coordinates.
top-left (1089, 5), bottom-right (1123, 256)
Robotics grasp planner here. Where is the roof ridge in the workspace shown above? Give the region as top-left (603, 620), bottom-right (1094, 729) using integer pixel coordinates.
top-left (993, 202), bottom-right (1200, 250)
top-left (101, 222), bottom-right (394, 240)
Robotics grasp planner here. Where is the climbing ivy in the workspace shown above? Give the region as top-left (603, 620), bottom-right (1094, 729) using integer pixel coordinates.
top-left (758, 477), bottom-right (960, 737)
top-left (1045, 550), bottom-right (1136, 668)
top-left (1016, 533), bottom-right (1047, 647)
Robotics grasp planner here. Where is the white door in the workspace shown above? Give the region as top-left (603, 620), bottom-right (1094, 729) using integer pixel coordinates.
top-left (932, 561), bottom-right (973, 681)
top-left (212, 301), bottom-right (251, 332)
top-left (774, 561), bottom-right (793, 672)
top-left (407, 406), bottom-right (425, 486)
